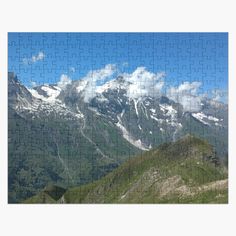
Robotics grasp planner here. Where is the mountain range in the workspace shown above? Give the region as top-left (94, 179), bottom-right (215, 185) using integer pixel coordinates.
top-left (8, 72), bottom-right (228, 203)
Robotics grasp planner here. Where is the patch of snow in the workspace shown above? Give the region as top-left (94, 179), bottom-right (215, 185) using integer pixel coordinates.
top-left (150, 108), bottom-right (156, 114)
top-left (141, 102), bottom-right (149, 119)
top-left (75, 113), bottom-right (84, 118)
top-left (207, 115), bottom-right (219, 122)
top-left (24, 87), bottom-right (86, 121)
top-left (96, 84), bottom-right (108, 93)
top-left (151, 106), bottom-right (178, 126)
top-left (149, 131), bottom-right (152, 134)
top-left (159, 105), bottom-right (165, 112)
top-left (74, 105), bottom-right (84, 118)
top-left (41, 85), bottom-right (61, 102)
top-left (133, 99), bottom-right (139, 116)
top-left (192, 112), bottom-right (209, 125)
top-left (159, 104), bottom-right (179, 127)
top-left (116, 115), bottom-right (149, 151)
top-left (28, 88), bottom-right (47, 101)
top-left (160, 104), bottom-right (177, 117)
top-left (15, 94), bottom-right (32, 110)
top-left (192, 112), bottom-right (220, 125)
top-left (88, 107), bottom-right (101, 116)
top-left (120, 109), bottom-right (125, 118)
top-left (150, 114), bottom-right (157, 121)
top-left (150, 115), bottom-right (164, 123)
top-left (215, 122), bottom-right (222, 127)
top-left (138, 124), bottom-right (142, 130)
top-left (96, 78), bottom-right (126, 93)
top-left (29, 86), bottom-right (61, 104)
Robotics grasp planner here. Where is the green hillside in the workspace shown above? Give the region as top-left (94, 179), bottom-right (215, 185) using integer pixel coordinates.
top-left (24, 135), bottom-right (228, 204)
top-left (8, 107), bottom-right (139, 203)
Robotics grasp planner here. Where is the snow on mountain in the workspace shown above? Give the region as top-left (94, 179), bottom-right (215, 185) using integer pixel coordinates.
top-left (192, 113), bottom-right (210, 125)
top-left (41, 85), bottom-right (61, 101)
top-left (28, 85), bottom-right (61, 103)
top-left (150, 115), bottom-right (164, 124)
top-left (95, 76), bottom-right (127, 94)
top-left (116, 112), bottom-right (149, 151)
top-left (191, 112), bottom-right (222, 126)
top-left (207, 115), bottom-right (220, 122)
top-left (8, 71), bottom-right (228, 154)
top-left (12, 81), bottom-right (84, 121)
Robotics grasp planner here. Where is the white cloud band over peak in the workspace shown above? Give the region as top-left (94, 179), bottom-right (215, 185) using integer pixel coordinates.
top-left (82, 64), bottom-right (117, 102)
top-left (124, 67), bottom-right (165, 99)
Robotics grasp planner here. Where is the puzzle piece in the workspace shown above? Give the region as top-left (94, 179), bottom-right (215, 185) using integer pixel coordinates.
top-left (8, 33), bottom-right (228, 203)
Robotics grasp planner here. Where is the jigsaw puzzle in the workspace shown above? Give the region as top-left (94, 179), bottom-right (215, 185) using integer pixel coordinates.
top-left (8, 33), bottom-right (228, 203)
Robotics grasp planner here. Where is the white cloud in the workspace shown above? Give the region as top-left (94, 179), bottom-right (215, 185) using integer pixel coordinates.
top-left (82, 64), bottom-right (117, 102)
top-left (23, 51), bottom-right (45, 65)
top-left (30, 81), bottom-right (37, 88)
top-left (124, 67), bottom-right (165, 99)
top-left (57, 74), bottom-right (72, 89)
top-left (32, 51), bottom-right (45, 62)
top-left (87, 64), bottom-right (116, 82)
top-left (167, 81), bottom-right (203, 112)
top-left (69, 67), bottom-right (76, 73)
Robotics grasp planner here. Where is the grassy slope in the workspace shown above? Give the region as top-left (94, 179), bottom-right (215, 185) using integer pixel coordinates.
top-left (25, 135), bottom-right (228, 204)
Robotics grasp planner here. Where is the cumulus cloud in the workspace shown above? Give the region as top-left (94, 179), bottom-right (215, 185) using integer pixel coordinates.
top-left (57, 74), bottom-right (72, 89)
top-left (167, 81), bottom-right (203, 112)
top-left (82, 64), bottom-right (117, 102)
top-left (124, 67), bottom-right (165, 99)
top-left (23, 51), bottom-right (45, 65)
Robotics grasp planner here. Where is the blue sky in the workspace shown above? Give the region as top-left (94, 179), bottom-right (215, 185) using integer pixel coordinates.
top-left (8, 33), bottom-right (228, 102)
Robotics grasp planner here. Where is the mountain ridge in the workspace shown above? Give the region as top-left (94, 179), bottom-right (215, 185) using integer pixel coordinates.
top-left (24, 135), bottom-right (228, 204)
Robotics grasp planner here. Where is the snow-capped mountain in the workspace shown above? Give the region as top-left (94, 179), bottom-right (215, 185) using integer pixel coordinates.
top-left (8, 72), bottom-right (228, 202)
top-left (9, 72), bottom-right (228, 153)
